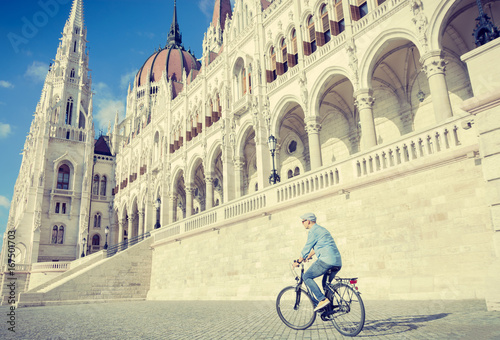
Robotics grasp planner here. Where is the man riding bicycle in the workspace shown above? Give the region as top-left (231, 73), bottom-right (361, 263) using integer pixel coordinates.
top-left (293, 212), bottom-right (342, 312)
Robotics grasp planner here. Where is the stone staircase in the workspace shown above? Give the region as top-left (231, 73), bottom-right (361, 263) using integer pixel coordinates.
top-left (16, 237), bottom-right (153, 307)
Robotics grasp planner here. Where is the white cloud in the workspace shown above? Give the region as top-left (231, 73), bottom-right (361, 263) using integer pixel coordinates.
top-left (93, 82), bottom-right (125, 131)
top-left (198, 0), bottom-right (214, 18)
top-left (25, 61), bottom-right (49, 83)
top-left (0, 80), bottom-right (14, 88)
top-left (0, 195), bottom-right (10, 209)
top-left (0, 122), bottom-right (11, 138)
top-left (120, 70), bottom-right (137, 91)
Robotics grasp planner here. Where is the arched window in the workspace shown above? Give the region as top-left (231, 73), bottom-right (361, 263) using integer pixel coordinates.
top-left (100, 176), bottom-right (107, 196)
top-left (92, 234), bottom-right (100, 252)
top-left (248, 69), bottom-right (252, 94)
top-left (57, 165), bottom-right (70, 190)
top-left (267, 47), bottom-right (277, 83)
top-left (65, 97), bottom-right (74, 125)
top-left (306, 16), bottom-right (317, 55)
top-left (70, 69), bottom-right (75, 78)
top-left (92, 175), bottom-right (100, 195)
top-left (52, 226), bottom-right (58, 244)
top-left (335, 0), bottom-right (345, 34)
top-left (94, 213), bottom-right (101, 228)
top-left (320, 4), bottom-right (331, 44)
top-left (57, 226), bottom-right (64, 244)
top-left (154, 132), bottom-right (160, 161)
top-left (242, 68), bottom-right (247, 95)
top-left (294, 167), bottom-right (300, 176)
top-left (73, 40), bottom-right (77, 53)
top-left (51, 226), bottom-right (64, 244)
top-left (280, 39), bottom-right (288, 74)
top-left (79, 111), bottom-right (86, 129)
top-left (290, 29), bottom-right (298, 67)
top-left (288, 170), bottom-right (293, 179)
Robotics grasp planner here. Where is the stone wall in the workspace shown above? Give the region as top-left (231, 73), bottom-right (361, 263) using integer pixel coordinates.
top-left (147, 147), bottom-right (492, 301)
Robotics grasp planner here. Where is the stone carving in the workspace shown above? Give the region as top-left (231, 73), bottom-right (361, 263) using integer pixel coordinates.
top-left (410, 0), bottom-right (428, 52)
top-left (345, 38), bottom-right (359, 87)
top-left (354, 93), bottom-right (375, 111)
top-left (422, 53), bottom-right (447, 77)
top-left (298, 71), bottom-right (308, 108)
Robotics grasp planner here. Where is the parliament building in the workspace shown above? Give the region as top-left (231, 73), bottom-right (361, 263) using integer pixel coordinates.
top-left (1, 0), bottom-right (500, 311)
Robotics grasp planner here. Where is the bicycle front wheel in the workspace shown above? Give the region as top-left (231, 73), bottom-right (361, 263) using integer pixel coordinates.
top-left (276, 286), bottom-right (316, 330)
top-left (330, 283), bottom-right (365, 337)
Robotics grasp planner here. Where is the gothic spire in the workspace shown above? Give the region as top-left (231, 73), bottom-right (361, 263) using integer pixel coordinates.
top-left (66, 0), bottom-right (84, 31)
top-left (167, 0), bottom-right (182, 47)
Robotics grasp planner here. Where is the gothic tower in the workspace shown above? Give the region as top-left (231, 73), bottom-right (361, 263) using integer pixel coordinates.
top-left (2, 0), bottom-right (94, 264)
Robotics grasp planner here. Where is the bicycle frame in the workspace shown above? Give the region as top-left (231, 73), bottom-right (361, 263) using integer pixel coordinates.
top-left (290, 262), bottom-right (314, 303)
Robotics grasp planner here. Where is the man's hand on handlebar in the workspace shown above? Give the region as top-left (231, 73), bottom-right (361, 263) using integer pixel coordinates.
top-left (293, 257), bottom-right (307, 267)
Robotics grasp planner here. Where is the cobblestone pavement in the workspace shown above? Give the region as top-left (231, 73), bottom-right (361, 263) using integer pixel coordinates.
top-left (1, 299), bottom-right (499, 339)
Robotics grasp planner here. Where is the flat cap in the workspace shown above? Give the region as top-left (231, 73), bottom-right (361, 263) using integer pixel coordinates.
top-left (300, 212), bottom-right (316, 222)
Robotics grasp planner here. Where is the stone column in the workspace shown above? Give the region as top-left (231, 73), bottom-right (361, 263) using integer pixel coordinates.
top-left (421, 50), bottom-right (453, 122)
top-left (354, 89), bottom-right (377, 150)
top-left (305, 117), bottom-right (322, 169)
top-left (169, 194), bottom-right (177, 224)
top-left (118, 219), bottom-right (124, 243)
top-left (206, 178), bottom-right (214, 210)
top-left (138, 210), bottom-right (144, 235)
top-left (127, 214), bottom-right (134, 240)
top-left (234, 159), bottom-right (245, 197)
top-left (185, 187), bottom-right (194, 218)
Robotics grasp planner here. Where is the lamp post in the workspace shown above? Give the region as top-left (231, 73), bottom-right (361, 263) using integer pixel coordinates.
top-left (268, 135), bottom-right (280, 184)
top-left (81, 237), bottom-right (86, 258)
top-left (473, 0), bottom-right (499, 47)
top-left (154, 198), bottom-right (161, 229)
top-left (104, 226), bottom-right (109, 250)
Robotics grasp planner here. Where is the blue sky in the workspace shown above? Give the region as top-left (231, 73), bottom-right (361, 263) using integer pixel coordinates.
top-left (0, 0), bottom-right (234, 250)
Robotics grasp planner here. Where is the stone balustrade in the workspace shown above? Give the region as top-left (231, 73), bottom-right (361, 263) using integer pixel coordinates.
top-left (151, 115), bottom-right (477, 248)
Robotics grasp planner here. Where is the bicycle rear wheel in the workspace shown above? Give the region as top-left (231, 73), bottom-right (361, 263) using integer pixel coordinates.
top-left (329, 283), bottom-right (365, 337)
top-left (276, 286), bottom-right (316, 330)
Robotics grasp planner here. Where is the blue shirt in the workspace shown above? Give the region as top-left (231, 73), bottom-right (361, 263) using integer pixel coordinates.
top-left (301, 223), bottom-right (342, 267)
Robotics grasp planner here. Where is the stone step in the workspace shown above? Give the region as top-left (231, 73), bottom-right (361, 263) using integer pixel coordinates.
top-left (17, 237), bottom-right (153, 307)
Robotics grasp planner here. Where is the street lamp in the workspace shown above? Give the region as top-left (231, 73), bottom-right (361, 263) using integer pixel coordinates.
top-left (81, 237), bottom-right (86, 257)
top-left (473, 0), bottom-right (499, 47)
top-left (268, 134), bottom-right (280, 184)
top-left (154, 198), bottom-right (161, 229)
top-left (104, 226), bottom-right (109, 250)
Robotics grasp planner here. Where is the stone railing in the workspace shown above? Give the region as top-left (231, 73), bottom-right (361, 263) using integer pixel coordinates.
top-left (51, 189), bottom-right (74, 196)
top-left (352, 0), bottom-right (407, 37)
top-left (276, 167), bottom-right (341, 203)
top-left (31, 262), bottom-right (71, 273)
top-left (354, 120), bottom-right (466, 178)
top-left (151, 116), bottom-right (477, 246)
top-left (49, 125), bottom-right (87, 142)
top-left (224, 193), bottom-right (267, 219)
top-left (1, 264), bottom-right (32, 272)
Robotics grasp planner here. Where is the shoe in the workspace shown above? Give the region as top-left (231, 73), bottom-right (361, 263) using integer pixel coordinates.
top-left (314, 298), bottom-right (330, 312)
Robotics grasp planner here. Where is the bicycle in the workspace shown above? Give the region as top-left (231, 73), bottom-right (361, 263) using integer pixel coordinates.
top-left (276, 261), bottom-right (365, 337)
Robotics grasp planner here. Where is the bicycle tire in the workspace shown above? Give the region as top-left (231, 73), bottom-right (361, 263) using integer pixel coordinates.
top-left (329, 282), bottom-right (365, 337)
top-left (276, 286), bottom-right (316, 330)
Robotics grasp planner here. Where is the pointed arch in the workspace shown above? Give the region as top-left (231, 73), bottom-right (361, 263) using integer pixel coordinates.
top-left (358, 28), bottom-right (422, 90)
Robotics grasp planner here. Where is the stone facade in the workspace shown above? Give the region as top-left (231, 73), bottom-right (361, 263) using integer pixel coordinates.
top-left (2, 0), bottom-right (500, 310)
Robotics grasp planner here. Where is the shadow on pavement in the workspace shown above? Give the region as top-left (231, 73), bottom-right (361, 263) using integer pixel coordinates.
top-left (359, 313), bottom-right (450, 337)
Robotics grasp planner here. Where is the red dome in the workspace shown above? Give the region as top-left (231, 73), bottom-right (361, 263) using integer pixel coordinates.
top-left (135, 46), bottom-right (201, 87)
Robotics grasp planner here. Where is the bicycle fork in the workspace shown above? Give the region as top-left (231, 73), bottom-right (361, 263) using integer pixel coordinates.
top-left (293, 285), bottom-right (302, 310)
